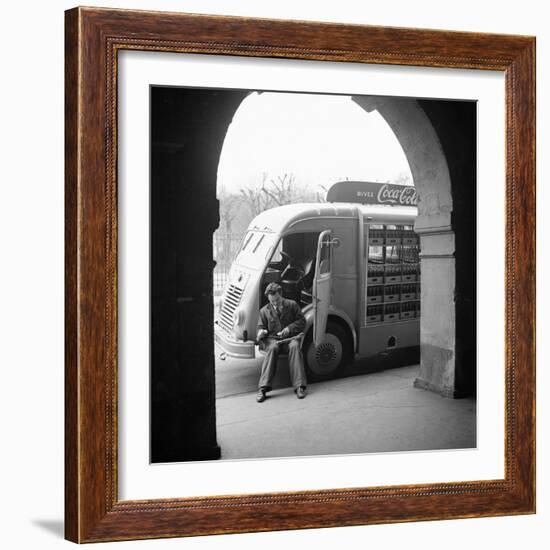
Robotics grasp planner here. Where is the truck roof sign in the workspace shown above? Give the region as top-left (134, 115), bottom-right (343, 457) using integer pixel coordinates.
top-left (327, 181), bottom-right (418, 207)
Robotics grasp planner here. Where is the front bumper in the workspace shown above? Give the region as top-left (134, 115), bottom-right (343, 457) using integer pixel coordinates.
top-left (214, 321), bottom-right (256, 359)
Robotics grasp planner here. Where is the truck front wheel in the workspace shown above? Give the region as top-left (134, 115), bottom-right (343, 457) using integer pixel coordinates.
top-left (303, 320), bottom-right (352, 381)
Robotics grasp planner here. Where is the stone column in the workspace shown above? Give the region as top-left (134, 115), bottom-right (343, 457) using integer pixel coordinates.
top-left (150, 87), bottom-right (248, 462)
top-left (413, 229), bottom-right (457, 397)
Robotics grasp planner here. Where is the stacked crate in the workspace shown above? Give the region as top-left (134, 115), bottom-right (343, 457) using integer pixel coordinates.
top-left (366, 224), bottom-right (420, 324)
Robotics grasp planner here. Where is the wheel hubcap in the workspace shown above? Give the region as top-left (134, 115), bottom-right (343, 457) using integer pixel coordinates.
top-left (316, 343), bottom-right (337, 365)
top-left (307, 333), bottom-right (343, 375)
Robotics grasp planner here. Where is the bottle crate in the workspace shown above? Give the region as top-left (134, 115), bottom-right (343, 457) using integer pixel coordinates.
top-left (368, 228), bottom-right (385, 246)
top-left (385, 228), bottom-right (402, 245)
top-left (400, 301), bottom-right (416, 319)
top-left (401, 284), bottom-right (416, 301)
top-left (384, 303), bottom-right (400, 323)
top-left (367, 285), bottom-right (383, 303)
top-left (384, 285), bottom-right (400, 303)
top-left (366, 304), bottom-right (383, 324)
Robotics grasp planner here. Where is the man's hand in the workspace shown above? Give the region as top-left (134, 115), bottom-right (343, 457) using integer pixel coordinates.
top-left (257, 329), bottom-right (268, 340)
top-left (277, 327), bottom-right (290, 338)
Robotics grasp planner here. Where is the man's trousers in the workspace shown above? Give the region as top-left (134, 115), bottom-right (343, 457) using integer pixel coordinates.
top-left (258, 338), bottom-right (307, 391)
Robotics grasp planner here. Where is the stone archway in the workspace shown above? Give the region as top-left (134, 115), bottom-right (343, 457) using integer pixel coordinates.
top-left (353, 96), bottom-right (476, 399)
top-left (150, 88), bottom-right (476, 462)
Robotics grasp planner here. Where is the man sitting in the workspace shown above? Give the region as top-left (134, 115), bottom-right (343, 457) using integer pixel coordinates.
top-left (256, 283), bottom-right (307, 403)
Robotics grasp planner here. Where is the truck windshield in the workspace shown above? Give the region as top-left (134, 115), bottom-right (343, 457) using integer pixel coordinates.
top-left (234, 231), bottom-right (277, 268)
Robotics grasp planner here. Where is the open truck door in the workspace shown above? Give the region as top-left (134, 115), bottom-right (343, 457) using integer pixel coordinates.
top-left (313, 230), bottom-right (333, 347)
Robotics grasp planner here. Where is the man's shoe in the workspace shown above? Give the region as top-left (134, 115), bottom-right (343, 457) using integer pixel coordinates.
top-left (296, 386), bottom-right (307, 399)
top-left (256, 389), bottom-right (266, 403)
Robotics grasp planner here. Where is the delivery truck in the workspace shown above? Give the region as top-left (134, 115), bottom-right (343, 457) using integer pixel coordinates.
top-left (214, 181), bottom-right (420, 380)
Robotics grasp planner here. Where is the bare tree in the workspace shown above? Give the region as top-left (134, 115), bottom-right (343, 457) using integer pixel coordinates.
top-left (239, 172), bottom-right (312, 217)
top-left (239, 174), bottom-right (273, 217)
top-left (261, 173), bottom-right (296, 205)
top-left (218, 190), bottom-right (241, 234)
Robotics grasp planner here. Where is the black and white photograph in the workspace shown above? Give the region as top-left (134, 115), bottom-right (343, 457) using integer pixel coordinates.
top-left (150, 86), bottom-right (477, 463)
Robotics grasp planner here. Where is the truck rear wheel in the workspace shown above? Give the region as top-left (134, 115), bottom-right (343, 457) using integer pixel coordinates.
top-left (304, 320), bottom-right (352, 381)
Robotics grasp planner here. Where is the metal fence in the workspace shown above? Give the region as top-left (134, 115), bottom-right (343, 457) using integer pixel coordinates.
top-left (213, 232), bottom-right (244, 296)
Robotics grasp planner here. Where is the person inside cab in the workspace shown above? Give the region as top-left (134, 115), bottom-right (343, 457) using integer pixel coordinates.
top-left (256, 282), bottom-right (307, 402)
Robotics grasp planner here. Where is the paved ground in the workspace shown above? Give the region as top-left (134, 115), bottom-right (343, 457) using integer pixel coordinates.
top-left (215, 345), bottom-right (476, 460)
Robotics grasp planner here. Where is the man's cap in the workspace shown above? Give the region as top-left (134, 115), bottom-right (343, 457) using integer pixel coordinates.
top-left (264, 282), bottom-right (283, 296)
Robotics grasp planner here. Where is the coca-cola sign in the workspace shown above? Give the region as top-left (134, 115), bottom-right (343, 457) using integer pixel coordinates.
top-left (326, 181), bottom-right (418, 207)
top-left (376, 184), bottom-right (418, 206)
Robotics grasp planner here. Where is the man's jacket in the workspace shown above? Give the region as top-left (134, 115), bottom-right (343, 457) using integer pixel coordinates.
top-left (257, 298), bottom-right (306, 337)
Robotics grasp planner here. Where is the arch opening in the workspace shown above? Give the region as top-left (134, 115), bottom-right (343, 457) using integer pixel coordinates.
top-left (214, 91), bottom-right (414, 299)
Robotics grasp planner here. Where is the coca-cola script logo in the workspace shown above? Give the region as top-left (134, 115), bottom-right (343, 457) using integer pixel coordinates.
top-left (376, 184), bottom-right (418, 206)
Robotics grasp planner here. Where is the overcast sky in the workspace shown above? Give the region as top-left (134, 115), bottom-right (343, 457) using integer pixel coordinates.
top-left (217, 91), bottom-right (413, 197)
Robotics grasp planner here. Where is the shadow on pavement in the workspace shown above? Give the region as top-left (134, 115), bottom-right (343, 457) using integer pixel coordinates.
top-left (327, 346), bottom-right (420, 382)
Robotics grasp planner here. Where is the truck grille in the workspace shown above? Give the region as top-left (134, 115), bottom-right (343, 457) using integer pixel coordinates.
top-left (219, 284), bottom-right (243, 333)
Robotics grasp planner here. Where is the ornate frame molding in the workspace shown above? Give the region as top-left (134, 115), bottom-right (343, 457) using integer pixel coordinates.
top-left (65, 7), bottom-right (535, 542)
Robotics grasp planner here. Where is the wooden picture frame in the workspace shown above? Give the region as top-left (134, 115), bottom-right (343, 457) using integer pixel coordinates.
top-left (65, 6), bottom-right (535, 543)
